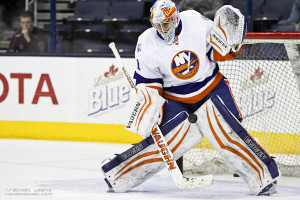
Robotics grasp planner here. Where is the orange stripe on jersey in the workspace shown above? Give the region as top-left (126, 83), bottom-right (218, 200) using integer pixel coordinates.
top-left (213, 49), bottom-right (236, 61)
top-left (163, 72), bottom-right (223, 104)
top-left (206, 104), bottom-right (263, 185)
top-left (147, 86), bottom-right (163, 96)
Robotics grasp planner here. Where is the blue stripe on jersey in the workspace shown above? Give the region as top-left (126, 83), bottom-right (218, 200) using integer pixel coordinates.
top-left (134, 72), bottom-right (164, 85)
top-left (164, 65), bottom-right (219, 94)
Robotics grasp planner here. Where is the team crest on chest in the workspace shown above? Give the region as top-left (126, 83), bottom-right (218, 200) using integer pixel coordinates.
top-left (171, 50), bottom-right (199, 80)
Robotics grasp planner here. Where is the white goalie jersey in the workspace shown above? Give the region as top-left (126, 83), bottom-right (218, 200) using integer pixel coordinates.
top-left (134, 10), bottom-right (235, 104)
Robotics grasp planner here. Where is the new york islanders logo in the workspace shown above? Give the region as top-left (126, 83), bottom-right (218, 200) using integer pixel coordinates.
top-left (171, 50), bottom-right (199, 80)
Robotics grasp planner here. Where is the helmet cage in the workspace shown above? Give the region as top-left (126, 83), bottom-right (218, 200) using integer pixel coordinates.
top-left (150, 1), bottom-right (179, 44)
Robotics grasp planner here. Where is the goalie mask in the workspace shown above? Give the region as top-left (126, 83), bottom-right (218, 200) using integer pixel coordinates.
top-left (150, 0), bottom-right (180, 45)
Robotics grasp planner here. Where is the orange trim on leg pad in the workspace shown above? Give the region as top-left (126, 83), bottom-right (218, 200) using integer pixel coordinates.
top-left (101, 117), bottom-right (202, 192)
top-left (194, 95), bottom-right (280, 194)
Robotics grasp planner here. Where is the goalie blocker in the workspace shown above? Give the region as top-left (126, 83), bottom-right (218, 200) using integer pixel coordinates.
top-left (193, 95), bottom-right (280, 195)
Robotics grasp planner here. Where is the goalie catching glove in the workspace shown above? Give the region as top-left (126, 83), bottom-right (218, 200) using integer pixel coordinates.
top-left (208, 5), bottom-right (246, 56)
top-left (125, 85), bottom-right (165, 138)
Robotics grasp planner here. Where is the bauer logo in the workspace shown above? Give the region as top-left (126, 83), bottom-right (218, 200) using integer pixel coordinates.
top-left (171, 50), bottom-right (199, 80)
top-left (88, 65), bottom-right (130, 116)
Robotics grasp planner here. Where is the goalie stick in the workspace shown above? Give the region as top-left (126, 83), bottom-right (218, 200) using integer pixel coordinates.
top-left (109, 42), bottom-right (213, 189)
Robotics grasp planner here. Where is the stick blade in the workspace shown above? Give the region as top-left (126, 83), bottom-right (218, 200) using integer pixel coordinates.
top-left (178, 174), bottom-right (213, 189)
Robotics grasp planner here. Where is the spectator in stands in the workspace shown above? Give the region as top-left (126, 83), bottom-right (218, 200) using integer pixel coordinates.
top-left (7, 10), bottom-right (48, 53)
top-left (178, 0), bottom-right (226, 20)
top-left (278, 0), bottom-right (300, 25)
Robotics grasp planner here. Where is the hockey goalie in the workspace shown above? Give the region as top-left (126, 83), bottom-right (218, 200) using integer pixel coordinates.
top-left (101, 0), bottom-right (280, 196)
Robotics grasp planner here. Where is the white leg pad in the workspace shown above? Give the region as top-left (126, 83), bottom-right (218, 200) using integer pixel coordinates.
top-left (194, 95), bottom-right (280, 195)
top-left (101, 116), bottom-right (203, 192)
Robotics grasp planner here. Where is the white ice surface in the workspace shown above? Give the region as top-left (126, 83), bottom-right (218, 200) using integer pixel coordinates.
top-left (0, 139), bottom-right (299, 200)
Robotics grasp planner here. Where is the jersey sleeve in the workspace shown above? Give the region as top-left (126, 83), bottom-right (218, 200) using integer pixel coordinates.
top-left (134, 43), bottom-right (164, 95)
